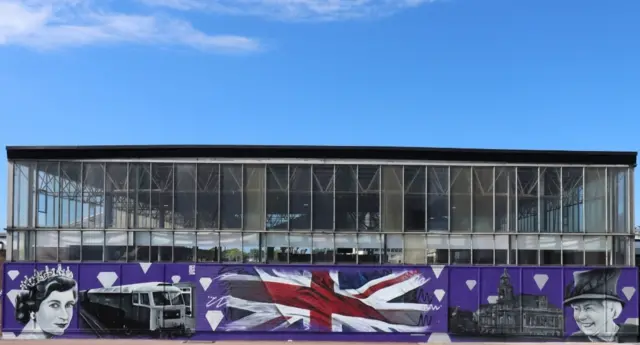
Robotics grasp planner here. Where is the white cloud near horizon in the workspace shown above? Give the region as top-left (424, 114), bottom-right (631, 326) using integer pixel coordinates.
top-left (137, 0), bottom-right (435, 21)
top-left (0, 0), bottom-right (261, 52)
top-left (0, 0), bottom-right (435, 52)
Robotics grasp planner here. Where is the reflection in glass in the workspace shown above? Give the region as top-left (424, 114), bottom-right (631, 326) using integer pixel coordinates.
top-left (105, 163), bottom-right (127, 229)
top-left (357, 165), bottom-right (380, 231)
top-left (59, 231), bottom-right (80, 261)
top-left (174, 232), bottom-right (196, 262)
top-left (472, 235), bottom-right (493, 264)
top-left (60, 162), bottom-right (82, 228)
top-left (196, 232), bottom-right (218, 262)
top-left (384, 234), bottom-right (403, 264)
top-left (449, 235), bottom-right (471, 264)
top-left (517, 235), bottom-right (538, 265)
top-left (151, 231), bottom-right (173, 262)
top-left (562, 236), bottom-right (584, 265)
top-left (404, 235), bottom-right (425, 264)
top-left (584, 236), bottom-right (606, 266)
top-left (584, 168), bottom-right (606, 233)
top-left (174, 164), bottom-right (196, 229)
top-left (105, 231), bottom-right (127, 261)
top-left (13, 162), bottom-right (35, 228)
top-left (151, 164), bottom-right (173, 229)
top-left (242, 233), bottom-right (261, 263)
top-left (335, 234), bottom-right (357, 263)
top-left (289, 165), bottom-right (311, 230)
top-left (82, 163), bottom-right (105, 229)
top-left (265, 233), bottom-right (288, 263)
top-left (36, 231), bottom-right (58, 261)
top-left (312, 234), bottom-right (333, 263)
top-left (312, 165), bottom-right (334, 230)
top-left (539, 235), bottom-right (561, 265)
top-left (541, 167), bottom-right (561, 233)
top-left (357, 234), bottom-right (381, 264)
top-left (290, 234), bottom-right (311, 263)
top-left (220, 165), bottom-right (242, 229)
top-left (82, 230), bottom-right (104, 261)
top-left (495, 167), bottom-right (514, 232)
top-left (37, 162), bottom-right (60, 228)
top-left (608, 168), bottom-right (628, 233)
top-left (220, 232), bottom-right (242, 262)
top-left (427, 235), bottom-right (448, 264)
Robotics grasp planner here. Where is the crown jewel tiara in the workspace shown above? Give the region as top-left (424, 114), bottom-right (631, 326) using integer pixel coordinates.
top-left (20, 265), bottom-right (74, 290)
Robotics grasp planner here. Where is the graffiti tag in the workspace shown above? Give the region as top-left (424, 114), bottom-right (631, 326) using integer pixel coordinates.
top-left (206, 295), bottom-right (230, 309)
top-left (416, 289), bottom-right (435, 304)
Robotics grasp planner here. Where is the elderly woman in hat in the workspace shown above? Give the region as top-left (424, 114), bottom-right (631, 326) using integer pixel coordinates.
top-left (564, 268), bottom-right (638, 343)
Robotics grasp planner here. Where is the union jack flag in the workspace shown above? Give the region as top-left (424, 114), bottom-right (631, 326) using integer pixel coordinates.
top-left (211, 267), bottom-right (439, 332)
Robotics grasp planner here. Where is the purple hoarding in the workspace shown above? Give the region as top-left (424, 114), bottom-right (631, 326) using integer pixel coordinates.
top-left (2, 263), bottom-right (638, 342)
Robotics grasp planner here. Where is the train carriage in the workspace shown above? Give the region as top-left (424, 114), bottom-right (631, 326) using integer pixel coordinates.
top-left (80, 282), bottom-right (192, 337)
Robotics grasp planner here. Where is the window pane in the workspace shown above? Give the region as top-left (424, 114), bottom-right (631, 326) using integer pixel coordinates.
top-left (384, 234), bottom-right (403, 264)
top-left (265, 233), bottom-right (288, 263)
top-left (60, 231), bottom-right (80, 261)
top-left (82, 163), bottom-right (105, 229)
top-left (175, 164), bottom-right (196, 229)
top-left (495, 167), bottom-right (515, 232)
top-left (174, 231), bottom-right (195, 262)
top-left (357, 234), bottom-right (381, 264)
top-left (267, 165), bottom-right (289, 230)
top-left (105, 163), bottom-right (127, 229)
top-left (472, 235), bottom-right (493, 264)
top-left (105, 231), bottom-right (127, 261)
top-left (381, 166), bottom-right (403, 232)
top-left (495, 235), bottom-right (508, 264)
top-left (335, 234), bottom-right (356, 263)
top-left (37, 162), bottom-right (60, 227)
top-left (290, 234), bottom-right (311, 263)
top-left (517, 167), bottom-right (538, 233)
top-left (220, 165), bottom-right (242, 229)
top-left (562, 236), bottom-right (584, 265)
top-left (12, 231), bottom-right (35, 261)
top-left (608, 168), bottom-right (628, 233)
top-left (289, 165), bottom-right (311, 230)
top-left (562, 167), bottom-right (583, 233)
top-left (611, 236), bottom-right (629, 265)
top-left (128, 164), bottom-right (151, 228)
top-left (358, 165), bottom-right (380, 231)
top-left (517, 235), bottom-right (538, 265)
top-left (584, 168), bottom-right (606, 233)
top-left (60, 162), bottom-right (82, 228)
top-left (312, 165), bottom-right (334, 230)
top-left (244, 165), bottom-right (266, 230)
top-left (131, 231), bottom-right (150, 262)
top-left (404, 166), bottom-right (425, 231)
top-left (404, 235), bottom-right (425, 264)
top-left (335, 165), bottom-right (357, 231)
top-left (450, 167), bottom-right (471, 232)
top-left (82, 231), bottom-right (104, 261)
top-left (472, 167), bottom-right (493, 232)
top-left (242, 233), bottom-right (261, 263)
top-left (539, 235), bottom-right (561, 265)
top-left (450, 235), bottom-right (471, 264)
top-left (151, 164), bottom-right (173, 229)
top-left (13, 162), bottom-right (35, 228)
top-left (312, 234), bottom-right (333, 263)
top-left (196, 232), bottom-right (218, 262)
top-left (541, 167), bottom-right (561, 233)
top-left (584, 236), bottom-right (606, 266)
top-left (220, 232), bottom-right (242, 262)
top-left (427, 167), bottom-right (448, 231)
top-left (36, 231), bottom-right (58, 261)
top-left (427, 235), bottom-right (448, 264)
top-left (151, 231), bottom-right (173, 262)
top-left (196, 164), bottom-right (219, 229)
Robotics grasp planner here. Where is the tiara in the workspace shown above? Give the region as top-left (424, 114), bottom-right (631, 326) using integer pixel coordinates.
top-left (20, 265), bottom-right (74, 290)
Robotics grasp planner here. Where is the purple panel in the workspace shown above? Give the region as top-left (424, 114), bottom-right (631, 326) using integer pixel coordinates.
top-left (563, 267), bottom-right (639, 342)
top-left (2, 263), bottom-right (638, 343)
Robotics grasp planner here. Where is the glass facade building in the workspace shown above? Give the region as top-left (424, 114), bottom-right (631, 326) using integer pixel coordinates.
top-left (5, 145), bottom-right (637, 267)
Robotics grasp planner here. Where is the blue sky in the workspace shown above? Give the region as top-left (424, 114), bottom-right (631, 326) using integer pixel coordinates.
top-left (0, 0), bottom-right (638, 230)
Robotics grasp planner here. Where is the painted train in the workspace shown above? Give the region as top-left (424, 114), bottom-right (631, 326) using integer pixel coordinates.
top-left (80, 282), bottom-right (193, 337)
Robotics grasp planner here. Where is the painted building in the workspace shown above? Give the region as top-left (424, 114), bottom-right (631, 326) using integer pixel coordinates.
top-left (2, 144), bottom-right (638, 342)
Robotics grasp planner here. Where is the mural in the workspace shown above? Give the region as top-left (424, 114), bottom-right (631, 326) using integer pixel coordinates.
top-left (1, 263), bottom-right (638, 343)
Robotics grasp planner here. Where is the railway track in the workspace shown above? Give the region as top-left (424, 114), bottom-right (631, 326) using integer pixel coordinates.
top-left (79, 309), bottom-right (105, 338)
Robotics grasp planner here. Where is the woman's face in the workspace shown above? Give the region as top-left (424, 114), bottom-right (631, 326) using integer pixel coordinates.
top-left (35, 289), bottom-right (76, 336)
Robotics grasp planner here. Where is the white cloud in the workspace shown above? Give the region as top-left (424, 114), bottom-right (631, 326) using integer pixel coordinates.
top-left (137, 0), bottom-right (435, 21)
top-left (0, 0), bottom-right (261, 52)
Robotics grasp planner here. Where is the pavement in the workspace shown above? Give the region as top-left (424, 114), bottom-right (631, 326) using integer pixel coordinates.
top-left (0, 341), bottom-right (598, 345)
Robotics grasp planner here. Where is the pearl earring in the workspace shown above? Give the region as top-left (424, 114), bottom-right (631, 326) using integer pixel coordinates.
top-left (30, 312), bottom-right (35, 320)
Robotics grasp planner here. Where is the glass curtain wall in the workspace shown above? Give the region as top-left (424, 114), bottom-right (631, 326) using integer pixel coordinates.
top-left (8, 161), bottom-right (634, 266)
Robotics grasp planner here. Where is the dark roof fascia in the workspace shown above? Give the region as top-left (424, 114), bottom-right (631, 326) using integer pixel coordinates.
top-left (5, 145), bottom-right (637, 166)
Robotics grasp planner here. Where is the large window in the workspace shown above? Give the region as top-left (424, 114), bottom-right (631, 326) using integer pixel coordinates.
top-left (381, 166), bottom-right (402, 232)
top-left (105, 163), bottom-right (127, 229)
top-left (335, 165), bottom-right (357, 231)
top-left (244, 165), bottom-right (266, 230)
top-left (175, 164), bottom-right (197, 229)
top-left (267, 165), bottom-right (289, 230)
top-left (312, 165), bottom-right (334, 230)
top-left (427, 167), bottom-right (448, 231)
top-left (220, 165), bottom-right (242, 229)
top-left (289, 165), bottom-right (311, 230)
top-left (450, 167), bottom-right (471, 232)
top-left (196, 164), bottom-right (219, 229)
top-left (404, 166), bottom-right (425, 231)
